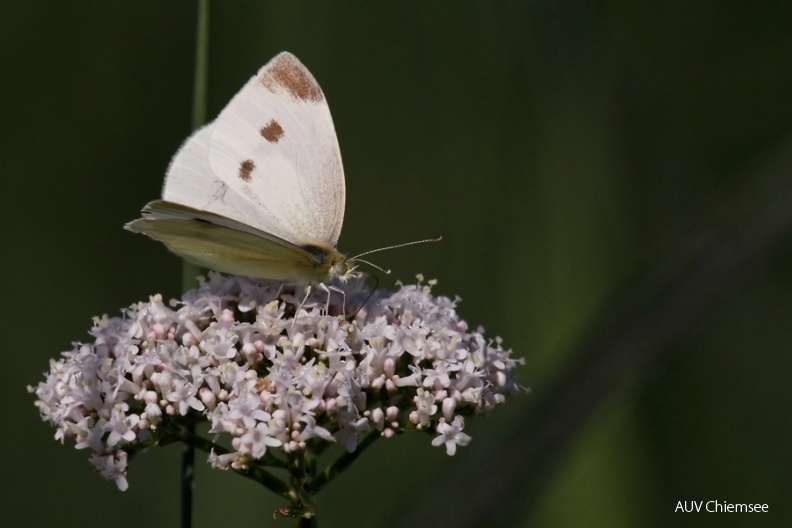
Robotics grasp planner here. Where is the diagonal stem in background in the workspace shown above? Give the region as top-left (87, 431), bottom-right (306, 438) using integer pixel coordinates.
top-left (391, 137), bottom-right (792, 527)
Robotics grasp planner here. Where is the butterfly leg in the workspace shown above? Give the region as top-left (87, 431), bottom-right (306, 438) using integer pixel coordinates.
top-left (317, 282), bottom-right (333, 315)
top-left (328, 284), bottom-right (346, 317)
top-left (290, 285), bottom-right (313, 331)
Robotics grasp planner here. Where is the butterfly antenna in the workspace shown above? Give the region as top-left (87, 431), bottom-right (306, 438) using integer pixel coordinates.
top-left (351, 275), bottom-right (380, 319)
top-left (354, 258), bottom-right (391, 275)
top-left (351, 236), bottom-right (442, 260)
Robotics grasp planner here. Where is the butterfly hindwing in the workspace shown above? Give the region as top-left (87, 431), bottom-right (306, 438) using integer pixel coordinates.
top-left (128, 200), bottom-right (338, 283)
top-left (160, 125), bottom-right (273, 232)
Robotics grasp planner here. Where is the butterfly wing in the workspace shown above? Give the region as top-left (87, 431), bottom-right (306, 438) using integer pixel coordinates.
top-left (128, 200), bottom-right (342, 283)
top-left (163, 52), bottom-right (345, 248)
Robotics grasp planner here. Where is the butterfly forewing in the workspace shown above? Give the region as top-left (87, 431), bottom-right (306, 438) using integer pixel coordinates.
top-left (204, 52), bottom-right (345, 247)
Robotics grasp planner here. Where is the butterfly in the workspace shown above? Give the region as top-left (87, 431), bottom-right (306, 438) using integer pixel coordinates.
top-left (127, 52), bottom-right (411, 284)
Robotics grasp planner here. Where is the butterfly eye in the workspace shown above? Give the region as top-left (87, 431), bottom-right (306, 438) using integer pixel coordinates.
top-left (333, 260), bottom-right (350, 277)
top-left (333, 260), bottom-right (362, 281)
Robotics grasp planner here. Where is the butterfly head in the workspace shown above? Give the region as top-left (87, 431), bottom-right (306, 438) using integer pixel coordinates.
top-left (300, 243), bottom-right (363, 283)
top-left (331, 257), bottom-right (363, 282)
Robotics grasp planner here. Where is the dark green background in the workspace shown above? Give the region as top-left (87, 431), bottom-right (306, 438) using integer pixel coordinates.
top-left (4, 2), bottom-right (792, 527)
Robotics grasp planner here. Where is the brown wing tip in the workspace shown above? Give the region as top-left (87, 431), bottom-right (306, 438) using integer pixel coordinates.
top-left (259, 52), bottom-right (323, 103)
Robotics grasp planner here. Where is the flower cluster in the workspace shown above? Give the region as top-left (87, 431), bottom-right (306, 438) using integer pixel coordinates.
top-left (30, 273), bottom-right (523, 491)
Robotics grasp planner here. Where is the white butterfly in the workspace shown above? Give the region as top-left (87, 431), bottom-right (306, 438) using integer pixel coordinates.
top-left (126, 52), bottom-right (365, 284)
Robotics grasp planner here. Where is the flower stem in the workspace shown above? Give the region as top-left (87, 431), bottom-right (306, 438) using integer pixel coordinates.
top-left (191, 0), bottom-right (210, 133)
top-left (181, 2), bottom-right (210, 527)
top-left (180, 431), bottom-right (195, 528)
top-left (174, 423), bottom-right (293, 496)
top-left (307, 429), bottom-right (380, 494)
top-left (181, 0), bottom-right (211, 294)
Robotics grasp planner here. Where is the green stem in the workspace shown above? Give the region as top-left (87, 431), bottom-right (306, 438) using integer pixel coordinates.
top-left (191, 0), bottom-right (210, 132)
top-left (173, 421), bottom-right (292, 496)
top-left (307, 429), bottom-right (380, 494)
top-left (242, 464), bottom-right (292, 497)
top-left (181, 0), bottom-right (211, 293)
top-left (179, 428), bottom-right (195, 528)
top-left (180, 2), bottom-right (210, 527)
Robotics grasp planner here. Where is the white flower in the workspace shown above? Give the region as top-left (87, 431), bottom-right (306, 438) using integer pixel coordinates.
top-left (91, 451), bottom-right (129, 491)
top-left (297, 415), bottom-right (334, 443)
top-left (431, 416), bottom-right (472, 456)
top-left (166, 379), bottom-right (206, 416)
top-left (334, 412), bottom-right (370, 452)
top-left (410, 388), bottom-right (437, 427)
top-left (238, 422), bottom-right (283, 459)
top-left (105, 408), bottom-right (141, 447)
top-left (30, 274), bottom-right (523, 489)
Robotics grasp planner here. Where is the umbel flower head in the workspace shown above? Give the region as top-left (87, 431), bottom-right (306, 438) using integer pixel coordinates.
top-left (30, 273), bottom-right (523, 493)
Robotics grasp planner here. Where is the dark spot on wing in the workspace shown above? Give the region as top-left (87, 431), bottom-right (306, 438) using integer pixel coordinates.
top-left (259, 53), bottom-right (323, 103)
top-left (239, 159), bottom-right (256, 181)
top-left (260, 119), bottom-right (285, 143)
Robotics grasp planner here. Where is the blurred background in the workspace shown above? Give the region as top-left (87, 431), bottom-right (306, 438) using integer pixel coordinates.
top-left (4, 2), bottom-right (791, 527)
